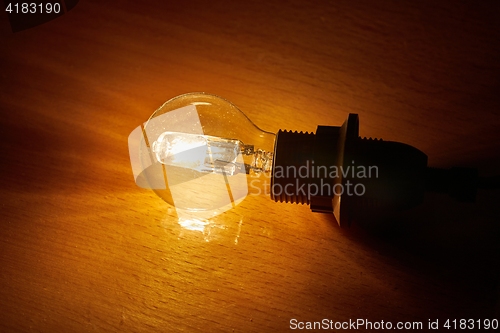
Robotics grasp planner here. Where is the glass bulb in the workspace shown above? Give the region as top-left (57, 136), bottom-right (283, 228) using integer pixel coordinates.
top-left (129, 92), bottom-right (275, 219)
top-left (130, 97), bottom-right (459, 229)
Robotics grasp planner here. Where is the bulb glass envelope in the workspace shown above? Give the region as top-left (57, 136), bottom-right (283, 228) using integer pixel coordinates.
top-left (128, 93), bottom-right (275, 218)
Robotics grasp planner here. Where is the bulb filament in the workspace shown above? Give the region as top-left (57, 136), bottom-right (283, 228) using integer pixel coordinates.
top-left (152, 132), bottom-right (273, 175)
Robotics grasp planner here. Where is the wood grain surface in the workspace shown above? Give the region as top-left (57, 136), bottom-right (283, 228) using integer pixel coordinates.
top-left (1, 1), bottom-right (499, 332)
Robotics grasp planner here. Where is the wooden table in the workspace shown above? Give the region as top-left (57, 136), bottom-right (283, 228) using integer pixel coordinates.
top-left (1, 1), bottom-right (499, 332)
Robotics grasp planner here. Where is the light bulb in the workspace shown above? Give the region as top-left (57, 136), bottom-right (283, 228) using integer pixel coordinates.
top-left (128, 92), bottom-right (275, 220)
top-left (130, 93), bottom-right (483, 228)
